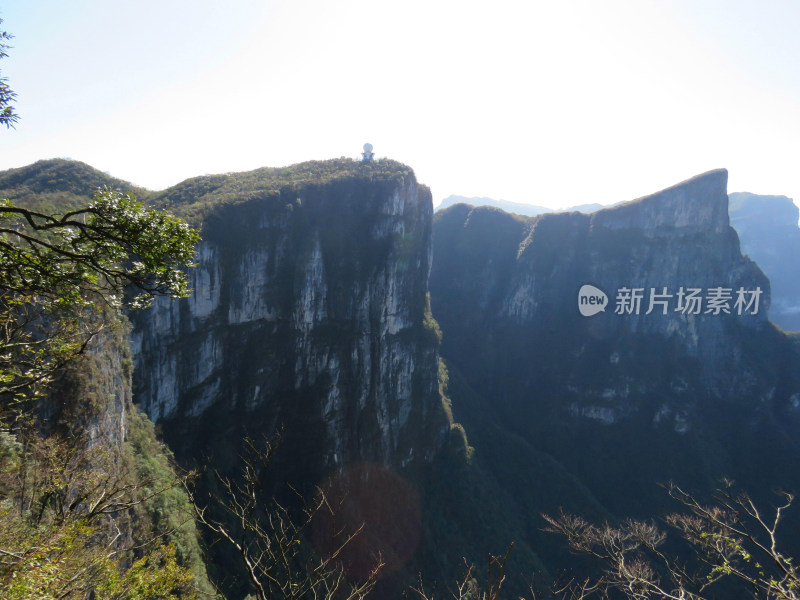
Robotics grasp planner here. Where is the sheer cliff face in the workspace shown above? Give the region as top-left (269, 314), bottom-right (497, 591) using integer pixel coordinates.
top-left (46, 316), bottom-right (132, 450)
top-left (503, 170), bottom-right (770, 383)
top-left (434, 170), bottom-right (776, 405)
top-left (132, 170), bottom-right (447, 471)
top-left (432, 169), bottom-right (800, 512)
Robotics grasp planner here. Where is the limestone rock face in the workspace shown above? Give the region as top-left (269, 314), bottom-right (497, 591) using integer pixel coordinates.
top-left (507, 171), bottom-right (768, 378)
top-left (590, 169), bottom-right (730, 234)
top-left (132, 166), bottom-right (448, 473)
top-left (45, 319), bottom-right (133, 451)
top-left (431, 169), bottom-right (800, 513)
top-left (435, 170), bottom-right (774, 401)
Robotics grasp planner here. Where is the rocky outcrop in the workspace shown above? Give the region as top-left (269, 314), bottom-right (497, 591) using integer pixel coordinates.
top-left (131, 162), bottom-right (448, 473)
top-left (41, 314), bottom-right (133, 451)
top-left (590, 169), bottom-right (730, 233)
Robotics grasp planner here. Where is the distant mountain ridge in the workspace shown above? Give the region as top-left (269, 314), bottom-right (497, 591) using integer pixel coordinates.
top-left (436, 194), bottom-right (609, 215)
top-left (729, 192), bottom-right (800, 331)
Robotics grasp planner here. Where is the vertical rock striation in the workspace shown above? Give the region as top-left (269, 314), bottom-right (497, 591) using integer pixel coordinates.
top-left (44, 315), bottom-right (133, 451)
top-left (131, 161), bottom-right (448, 474)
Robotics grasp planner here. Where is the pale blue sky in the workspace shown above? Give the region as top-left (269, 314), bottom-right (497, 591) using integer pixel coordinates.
top-left (1, 0), bottom-right (799, 210)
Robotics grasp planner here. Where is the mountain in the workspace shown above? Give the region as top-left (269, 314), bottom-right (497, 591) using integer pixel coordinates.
top-left (440, 190), bottom-right (800, 334)
top-left (0, 158), bottom-right (544, 596)
top-left (131, 159), bottom-right (449, 469)
top-left (729, 192), bottom-right (800, 331)
top-left (2, 158), bottom-right (453, 475)
top-left (5, 158), bottom-right (800, 597)
top-left (430, 169), bottom-right (800, 527)
top-left (0, 158), bottom-right (147, 210)
top-left (129, 159), bottom-right (475, 596)
top-left (436, 194), bottom-right (607, 216)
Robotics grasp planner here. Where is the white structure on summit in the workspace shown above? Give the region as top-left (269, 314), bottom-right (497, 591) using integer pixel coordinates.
top-left (362, 143), bottom-right (374, 163)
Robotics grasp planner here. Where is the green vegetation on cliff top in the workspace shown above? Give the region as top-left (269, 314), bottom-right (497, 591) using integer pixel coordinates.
top-left (0, 158), bottom-right (417, 225)
top-left (153, 158), bottom-right (412, 202)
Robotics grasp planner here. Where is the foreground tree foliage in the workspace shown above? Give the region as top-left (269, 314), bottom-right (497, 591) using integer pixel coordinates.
top-left (0, 203), bottom-right (204, 598)
top-left (0, 423), bottom-right (195, 599)
top-left (544, 482), bottom-right (799, 600)
top-left (0, 197), bottom-right (202, 598)
top-left (0, 186), bottom-right (205, 597)
top-left (0, 20), bottom-right (18, 129)
top-left (0, 187), bottom-right (199, 406)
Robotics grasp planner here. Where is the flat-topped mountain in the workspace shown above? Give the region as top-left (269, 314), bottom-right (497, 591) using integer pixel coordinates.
top-left (131, 159), bottom-right (449, 473)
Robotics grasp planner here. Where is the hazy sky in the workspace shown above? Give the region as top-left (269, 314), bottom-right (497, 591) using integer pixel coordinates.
top-left (1, 0), bottom-right (799, 210)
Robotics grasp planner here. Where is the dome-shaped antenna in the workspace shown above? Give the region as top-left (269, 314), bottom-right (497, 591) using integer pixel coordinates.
top-left (362, 143), bottom-right (374, 163)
